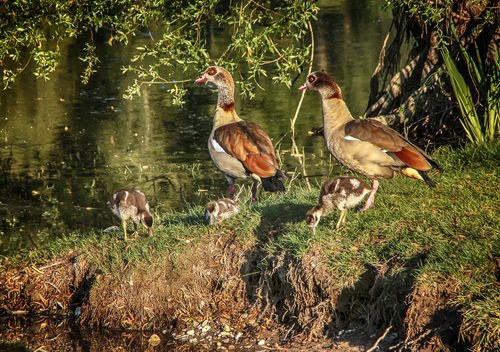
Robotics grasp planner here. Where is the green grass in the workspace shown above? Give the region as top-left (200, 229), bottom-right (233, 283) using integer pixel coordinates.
top-left (1, 141), bottom-right (499, 349)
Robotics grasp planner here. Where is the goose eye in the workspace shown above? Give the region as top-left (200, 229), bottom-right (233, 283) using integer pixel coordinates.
top-left (308, 75), bottom-right (315, 83)
top-left (207, 67), bottom-right (217, 76)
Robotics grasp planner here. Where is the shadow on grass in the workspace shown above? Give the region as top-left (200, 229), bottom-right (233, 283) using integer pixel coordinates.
top-left (239, 199), bottom-right (311, 309)
top-left (252, 200), bottom-right (312, 241)
top-left (159, 212), bottom-right (205, 227)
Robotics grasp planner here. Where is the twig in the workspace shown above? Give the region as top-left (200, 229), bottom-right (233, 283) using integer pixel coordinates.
top-left (44, 281), bottom-right (61, 294)
top-left (290, 20), bottom-right (315, 139)
top-left (367, 325), bottom-right (392, 352)
top-left (288, 20), bottom-right (315, 190)
top-left (36, 260), bottom-right (68, 271)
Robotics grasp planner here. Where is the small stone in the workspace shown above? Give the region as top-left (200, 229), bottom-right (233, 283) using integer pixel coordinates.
top-left (202, 325), bottom-right (211, 333)
top-left (228, 345), bottom-right (236, 350)
top-left (189, 338), bottom-right (198, 344)
top-left (257, 339), bottom-right (265, 346)
top-left (148, 334), bottom-right (161, 347)
top-left (223, 324), bottom-right (231, 332)
top-left (235, 332), bottom-right (242, 340)
top-left (187, 329), bottom-right (195, 336)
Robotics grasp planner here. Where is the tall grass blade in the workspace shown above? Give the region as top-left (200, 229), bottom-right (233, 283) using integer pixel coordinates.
top-left (441, 46), bottom-right (484, 144)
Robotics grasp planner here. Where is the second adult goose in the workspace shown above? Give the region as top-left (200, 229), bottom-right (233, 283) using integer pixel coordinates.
top-left (195, 66), bottom-right (285, 201)
top-left (299, 71), bottom-right (440, 210)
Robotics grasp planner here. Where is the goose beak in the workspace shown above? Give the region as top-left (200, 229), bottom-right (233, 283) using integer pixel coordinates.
top-left (195, 76), bottom-right (208, 83)
top-left (298, 83), bottom-right (308, 91)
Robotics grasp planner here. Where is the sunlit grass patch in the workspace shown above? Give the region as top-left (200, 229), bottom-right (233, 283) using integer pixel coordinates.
top-left (1, 141), bottom-right (498, 349)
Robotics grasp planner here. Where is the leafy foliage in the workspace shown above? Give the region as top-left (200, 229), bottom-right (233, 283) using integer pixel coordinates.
top-left (368, 0), bottom-right (498, 145)
top-left (442, 44), bottom-right (499, 145)
top-left (0, 0), bottom-right (318, 104)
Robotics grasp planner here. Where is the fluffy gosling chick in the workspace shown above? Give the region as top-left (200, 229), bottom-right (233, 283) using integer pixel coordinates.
top-left (306, 177), bottom-right (370, 233)
top-left (205, 198), bottom-right (240, 225)
top-left (109, 189), bottom-right (153, 240)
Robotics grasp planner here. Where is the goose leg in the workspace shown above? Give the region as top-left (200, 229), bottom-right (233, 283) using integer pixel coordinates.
top-left (132, 222), bottom-right (138, 237)
top-left (251, 181), bottom-right (259, 202)
top-left (122, 219), bottom-right (129, 241)
top-left (336, 209), bottom-right (347, 230)
top-left (228, 183), bottom-right (236, 200)
top-left (360, 180), bottom-right (379, 211)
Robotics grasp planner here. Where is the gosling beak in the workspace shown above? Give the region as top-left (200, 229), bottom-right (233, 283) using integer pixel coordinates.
top-left (298, 83), bottom-right (308, 91)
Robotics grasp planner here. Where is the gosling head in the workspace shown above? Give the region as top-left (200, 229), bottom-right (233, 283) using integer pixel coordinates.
top-left (305, 206), bottom-right (322, 234)
top-left (140, 210), bottom-right (154, 236)
top-left (205, 200), bottom-right (220, 225)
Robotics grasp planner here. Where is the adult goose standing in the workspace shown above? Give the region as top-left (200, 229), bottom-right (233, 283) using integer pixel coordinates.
top-left (299, 71), bottom-right (440, 210)
top-left (195, 66), bottom-right (285, 201)
top-left (109, 189), bottom-right (153, 240)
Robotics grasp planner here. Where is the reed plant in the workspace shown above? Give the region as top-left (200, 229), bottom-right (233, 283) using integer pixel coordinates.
top-left (441, 42), bottom-right (499, 145)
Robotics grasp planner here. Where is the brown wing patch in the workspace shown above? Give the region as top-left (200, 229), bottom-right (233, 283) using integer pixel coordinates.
top-left (394, 147), bottom-right (432, 171)
top-left (345, 119), bottom-right (434, 170)
top-left (214, 121), bottom-right (279, 177)
top-left (345, 119), bottom-right (404, 151)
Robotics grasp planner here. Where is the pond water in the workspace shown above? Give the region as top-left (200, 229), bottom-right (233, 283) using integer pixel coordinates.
top-left (0, 1), bottom-right (391, 256)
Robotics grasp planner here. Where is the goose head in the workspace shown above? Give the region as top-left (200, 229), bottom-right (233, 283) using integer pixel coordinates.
top-left (299, 71), bottom-right (343, 100)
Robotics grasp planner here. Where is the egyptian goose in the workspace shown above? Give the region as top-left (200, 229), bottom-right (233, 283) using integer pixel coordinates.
top-left (195, 66), bottom-right (285, 201)
top-left (299, 71), bottom-right (440, 210)
top-left (204, 198), bottom-right (240, 225)
top-left (109, 189), bottom-right (153, 240)
top-left (305, 176), bottom-right (370, 232)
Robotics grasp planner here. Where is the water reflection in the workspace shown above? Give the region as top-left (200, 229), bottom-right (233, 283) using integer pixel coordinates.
top-left (0, 316), bottom-right (207, 351)
top-left (0, 0), bottom-right (391, 255)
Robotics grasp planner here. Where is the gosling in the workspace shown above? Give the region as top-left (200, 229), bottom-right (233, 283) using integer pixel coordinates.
top-left (305, 177), bottom-right (370, 233)
top-left (205, 198), bottom-right (240, 225)
top-left (109, 189), bottom-right (153, 240)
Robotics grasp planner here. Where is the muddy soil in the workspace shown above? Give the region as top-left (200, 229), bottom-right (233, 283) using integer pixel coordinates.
top-left (0, 232), bottom-right (463, 351)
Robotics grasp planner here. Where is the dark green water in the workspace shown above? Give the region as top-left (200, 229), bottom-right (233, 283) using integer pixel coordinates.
top-left (0, 1), bottom-right (391, 257)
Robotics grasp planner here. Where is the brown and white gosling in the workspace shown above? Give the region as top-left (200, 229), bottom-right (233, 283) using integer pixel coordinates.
top-left (305, 177), bottom-right (370, 233)
top-left (109, 189), bottom-right (153, 240)
top-left (205, 198), bottom-right (240, 225)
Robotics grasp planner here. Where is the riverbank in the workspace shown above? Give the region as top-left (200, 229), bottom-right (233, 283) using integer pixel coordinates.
top-left (1, 142), bottom-right (499, 351)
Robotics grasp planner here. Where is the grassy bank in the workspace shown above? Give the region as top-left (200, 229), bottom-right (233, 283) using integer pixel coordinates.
top-left (1, 142), bottom-right (499, 351)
